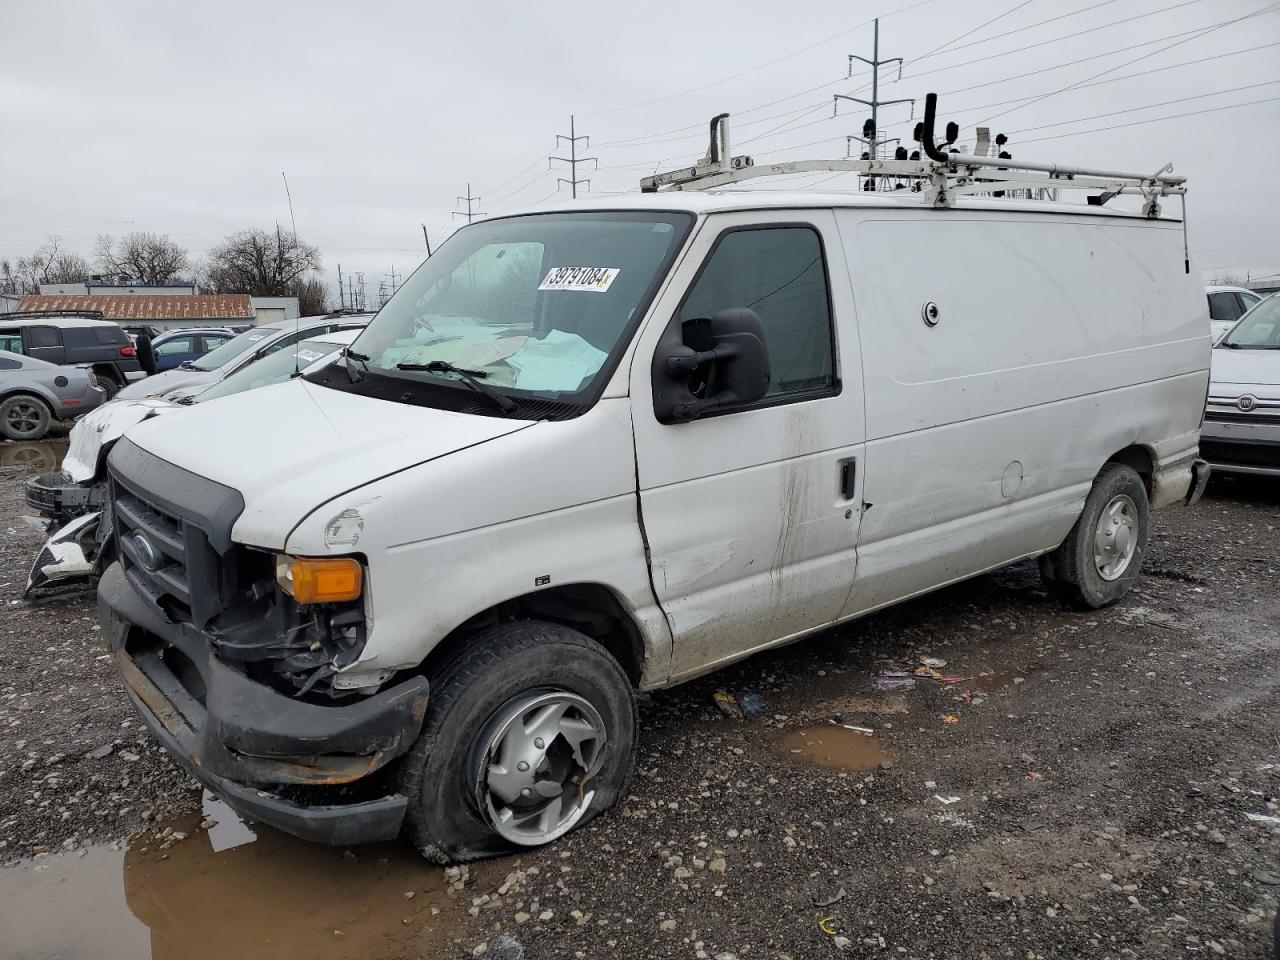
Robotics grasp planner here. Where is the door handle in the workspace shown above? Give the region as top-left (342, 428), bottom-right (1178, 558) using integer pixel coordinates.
top-left (839, 458), bottom-right (857, 500)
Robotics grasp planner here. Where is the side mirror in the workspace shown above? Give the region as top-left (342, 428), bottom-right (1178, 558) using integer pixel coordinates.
top-left (653, 307), bottom-right (771, 422)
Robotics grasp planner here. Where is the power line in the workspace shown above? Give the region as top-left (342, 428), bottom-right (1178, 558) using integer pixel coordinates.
top-left (1015, 93), bottom-right (1280, 144)
top-left (580, 0), bottom-right (943, 117)
top-left (1004, 80), bottom-right (1280, 136)
top-left (976, 0), bottom-right (1280, 126)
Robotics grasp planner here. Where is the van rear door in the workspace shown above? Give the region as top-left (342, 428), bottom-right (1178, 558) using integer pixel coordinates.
top-left (630, 210), bottom-right (866, 681)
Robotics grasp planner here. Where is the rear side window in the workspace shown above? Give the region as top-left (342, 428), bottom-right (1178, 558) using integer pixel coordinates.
top-left (1208, 292), bottom-right (1243, 323)
top-left (681, 226), bottom-right (835, 398)
top-left (155, 335), bottom-right (198, 357)
top-left (91, 326), bottom-right (127, 345)
top-left (0, 333), bottom-right (22, 354)
top-left (27, 326), bottom-right (62, 349)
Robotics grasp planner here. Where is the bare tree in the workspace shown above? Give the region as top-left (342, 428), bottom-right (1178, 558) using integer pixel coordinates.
top-left (199, 228), bottom-right (323, 297)
top-left (291, 275), bottom-right (330, 316)
top-left (6, 236), bottom-right (90, 293)
top-left (94, 232), bottom-right (190, 284)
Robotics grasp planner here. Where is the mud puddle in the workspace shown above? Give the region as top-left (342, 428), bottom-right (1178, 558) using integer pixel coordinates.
top-left (777, 724), bottom-right (894, 771)
top-left (0, 437), bottom-right (67, 475)
top-left (0, 792), bottom-right (498, 960)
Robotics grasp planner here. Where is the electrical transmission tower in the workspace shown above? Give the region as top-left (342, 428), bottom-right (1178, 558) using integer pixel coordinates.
top-left (454, 184), bottom-right (485, 223)
top-left (834, 18), bottom-right (914, 163)
top-left (549, 115), bottom-right (597, 198)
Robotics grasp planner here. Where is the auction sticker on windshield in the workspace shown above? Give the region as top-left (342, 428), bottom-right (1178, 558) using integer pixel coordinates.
top-left (538, 266), bottom-right (620, 293)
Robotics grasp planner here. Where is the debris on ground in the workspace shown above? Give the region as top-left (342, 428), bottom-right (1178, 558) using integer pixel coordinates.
top-left (1244, 812), bottom-right (1280, 827)
top-left (872, 672), bottom-right (916, 692)
top-left (942, 714), bottom-right (959, 725)
top-left (813, 887), bottom-right (846, 907)
top-left (933, 795), bottom-right (961, 805)
top-left (825, 719), bottom-right (874, 735)
top-left (714, 689), bottom-right (767, 718)
top-left (477, 933), bottom-right (525, 959)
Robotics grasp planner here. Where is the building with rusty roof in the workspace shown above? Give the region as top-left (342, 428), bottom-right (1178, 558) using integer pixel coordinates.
top-left (16, 293), bottom-right (257, 331)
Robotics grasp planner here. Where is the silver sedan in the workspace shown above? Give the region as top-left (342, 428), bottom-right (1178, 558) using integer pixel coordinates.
top-left (0, 349), bottom-right (107, 441)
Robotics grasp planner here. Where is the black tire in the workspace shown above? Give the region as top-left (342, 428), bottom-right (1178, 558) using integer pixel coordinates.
top-left (97, 375), bottom-right (120, 400)
top-left (399, 621), bottom-right (637, 864)
top-left (0, 394), bottom-right (53, 441)
top-left (1041, 462), bottom-right (1149, 609)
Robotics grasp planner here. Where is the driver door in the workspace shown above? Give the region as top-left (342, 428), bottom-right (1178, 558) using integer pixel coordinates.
top-left (629, 210), bottom-right (866, 682)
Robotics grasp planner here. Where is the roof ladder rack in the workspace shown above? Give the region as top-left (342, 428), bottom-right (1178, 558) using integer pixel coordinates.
top-left (640, 92), bottom-right (1186, 217)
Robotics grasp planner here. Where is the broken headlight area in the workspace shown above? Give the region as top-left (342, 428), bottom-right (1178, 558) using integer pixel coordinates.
top-left (206, 551), bottom-right (369, 702)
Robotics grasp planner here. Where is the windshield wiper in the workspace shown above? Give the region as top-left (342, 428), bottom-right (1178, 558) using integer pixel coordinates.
top-left (344, 347), bottom-right (370, 383)
top-left (396, 360), bottom-right (518, 414)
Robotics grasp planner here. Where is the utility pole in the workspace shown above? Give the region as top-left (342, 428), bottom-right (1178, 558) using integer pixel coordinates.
top-left (454, 184), bottom-right (484, 224)
top-left (549, 115), bottom-right (597, 198)
top-left (834, 19), bottom-right (913, 162)
top-left (337, 263), bottom-right (346, 311)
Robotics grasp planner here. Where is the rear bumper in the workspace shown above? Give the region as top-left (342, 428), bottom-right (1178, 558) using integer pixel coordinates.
top-left (123, 370), bottom-right (148, 382)
top-left (97, 562), bottom-right (429, 845)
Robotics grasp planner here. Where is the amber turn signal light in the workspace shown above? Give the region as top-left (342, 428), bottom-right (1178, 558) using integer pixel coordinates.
top-left (276, 555), bottom-right (363, 604)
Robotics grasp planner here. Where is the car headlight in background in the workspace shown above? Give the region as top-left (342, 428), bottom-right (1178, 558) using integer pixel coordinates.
top-left (276, 555), bottom-right (363, 604)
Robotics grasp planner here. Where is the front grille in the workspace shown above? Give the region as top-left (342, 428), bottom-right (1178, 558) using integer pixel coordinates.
top-left (111, 479), bottom-right (225, 628)
top-left (1204, 410), bottom-right (1280, 426)
top-left (1199, 438), bottom-right (1280, 470)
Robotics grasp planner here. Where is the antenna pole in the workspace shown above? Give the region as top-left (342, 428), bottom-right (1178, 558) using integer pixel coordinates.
top-left (421, 223), bottom-right (433, 256)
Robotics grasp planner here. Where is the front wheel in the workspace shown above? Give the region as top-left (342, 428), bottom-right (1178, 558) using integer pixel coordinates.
top-left (1041, 462), bottom-right (1149, 609)
top-left (399, 621), bottom-right (637, 863)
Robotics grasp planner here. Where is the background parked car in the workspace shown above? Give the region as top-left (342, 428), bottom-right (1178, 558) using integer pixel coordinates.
top-left (150, 327), bottom-right (236, 371)
top-left (0, 349), bottom-right (106, 441)
top-left (1201, 292), bottom-right (1280, 477)
top-left (115, 312), bottom-right (373, 401)
top-left (1206, 284), bottom-right (1262, 341)
top-left (0, 311), bottom-right (144, 398)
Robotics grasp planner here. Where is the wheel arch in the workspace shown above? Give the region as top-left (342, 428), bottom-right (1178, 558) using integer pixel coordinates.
top-left (418, 581), bottom-right (647, 689)
top-left (0, 386), bottom-right (57, 412)
top-left (1104, 444), bottom-right (1154, 493)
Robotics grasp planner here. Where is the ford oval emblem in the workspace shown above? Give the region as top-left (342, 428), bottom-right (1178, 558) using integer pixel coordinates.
top-left (128, 533), bottom-right (160, 572)
top-left (1237, 394), bottom-right (1258, 412)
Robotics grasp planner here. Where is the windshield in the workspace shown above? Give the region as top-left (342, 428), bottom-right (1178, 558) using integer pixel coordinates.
top-left (194, 337), bottom-right (339, 402)
top-left (346, 211), bottom-right (691, 401)
top-left (1221, 295), bottom-right (1280, 349)
top-left (189, 326), bottom-right (278, 370)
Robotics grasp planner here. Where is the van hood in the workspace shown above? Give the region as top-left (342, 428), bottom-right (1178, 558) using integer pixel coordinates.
top-left (1210, 347), bottom-right (1280, 388)
top-left (121, 378), bottom-right (534, 548)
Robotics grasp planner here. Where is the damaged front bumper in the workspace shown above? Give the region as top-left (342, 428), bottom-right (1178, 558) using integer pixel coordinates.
top-left (98, 562), bottom-right (429, 846)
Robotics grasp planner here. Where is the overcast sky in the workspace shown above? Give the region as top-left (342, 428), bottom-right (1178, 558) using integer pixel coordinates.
top-left (3, 0), bottom-right (1278, 300)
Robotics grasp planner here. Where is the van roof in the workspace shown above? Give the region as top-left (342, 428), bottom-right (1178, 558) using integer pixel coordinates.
top-left (511, 189), bottom-right (1181, 222)
top-left (0, 314), bottom-right (118, 329)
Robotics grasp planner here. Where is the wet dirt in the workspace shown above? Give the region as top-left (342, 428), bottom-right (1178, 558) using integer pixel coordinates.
top-left (0, 791), bottom-right (496, 960)
top-left (0, 436), bottom-right (67, 476)
top-left (777, 724), bottom-right (894, 771)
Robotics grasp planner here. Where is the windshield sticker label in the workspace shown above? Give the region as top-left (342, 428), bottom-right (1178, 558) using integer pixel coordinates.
top-left (296, 349), bottom-right (324, 363)
top-left (537, 266), bottom-right (620, 293)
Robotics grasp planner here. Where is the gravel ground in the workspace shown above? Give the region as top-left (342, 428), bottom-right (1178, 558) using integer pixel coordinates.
top-left (0, 440), bottom-right (1277, 960)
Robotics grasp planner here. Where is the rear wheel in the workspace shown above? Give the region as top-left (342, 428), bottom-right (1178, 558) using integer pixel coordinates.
top-left (399, 620), bottom-right (637, 863)
top-left (0, 394), bottom-right (52, 441)
top-left (95, 373), bottom-right (120, 400)
top-left (1041, 462), bottom-right (1149, 609)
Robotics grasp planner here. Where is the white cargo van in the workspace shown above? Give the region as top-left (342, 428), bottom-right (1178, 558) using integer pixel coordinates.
top-left (99, 98), bottom-right (1210, 860)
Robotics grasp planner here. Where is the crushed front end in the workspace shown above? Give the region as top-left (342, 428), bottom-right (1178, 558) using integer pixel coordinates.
top-left (97, 437), bottom-right (429, 845)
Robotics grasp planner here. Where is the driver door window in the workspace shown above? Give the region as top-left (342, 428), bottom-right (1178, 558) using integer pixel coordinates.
top-left (681, 226), bottom-right (836, 401)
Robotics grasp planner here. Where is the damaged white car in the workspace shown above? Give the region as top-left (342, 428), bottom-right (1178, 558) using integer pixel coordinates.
top-left (24, 328), bottom-right (365, 595)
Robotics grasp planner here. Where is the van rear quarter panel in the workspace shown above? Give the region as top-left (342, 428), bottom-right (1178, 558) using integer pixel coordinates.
top-left (838, 210), bottom-right (1208, 614)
